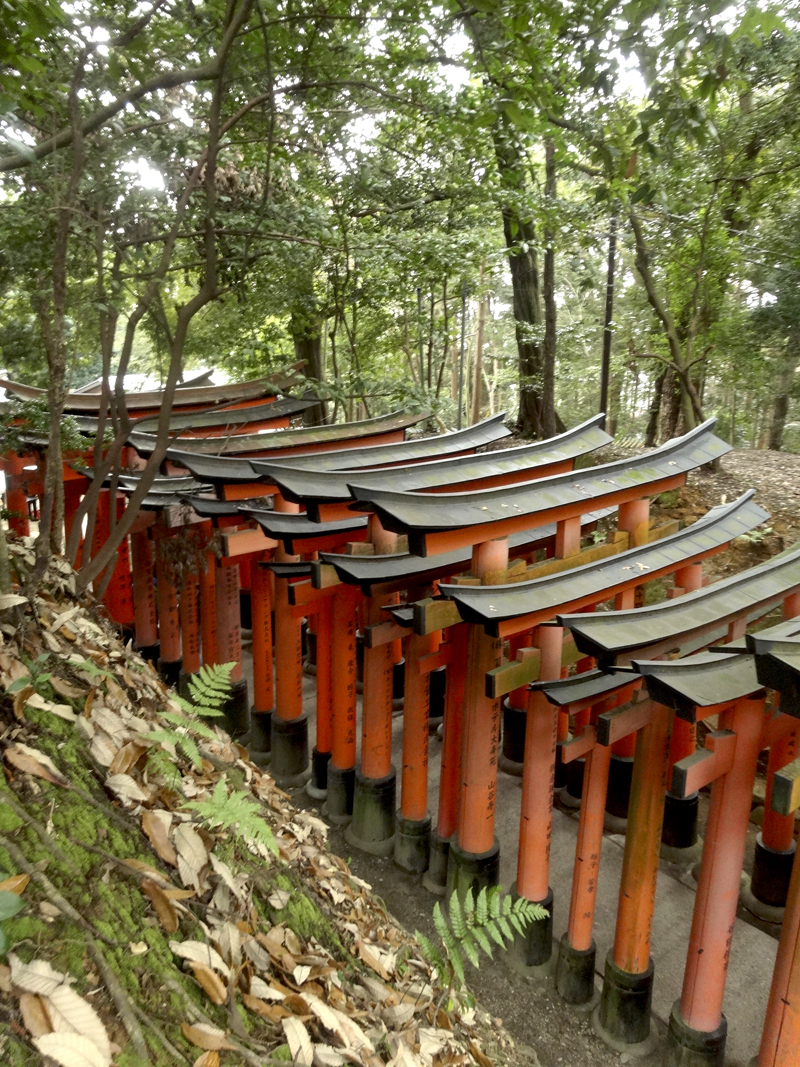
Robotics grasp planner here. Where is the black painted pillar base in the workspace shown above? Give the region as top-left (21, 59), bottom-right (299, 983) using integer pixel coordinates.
top-left (323, 762), bottom-right (355, 825)
top-left (242, 708), bottom-right (272, 767)
top-left (752, 833), bottom-right (796, 907)
top-left (395, 813), bottom-right (431, 874)
top-left (555, 933), bottom-right (596, 1005)
top-left (239, 590), bottom-right (252, 631)
top-left (596, 952), bottom-right (655, 1048)
top-left (344, 768), bottom-right (396, 856)
top-left (221, 678), bottom-right (250, 738)
top-left (499, 699), bottom-right (526, 776)
top-left (560, 757), bottom-right (585, 809)
top-left (158, 657), bottom-right (182, 689)
top-left (446, 836), bottom-right (500, 901)
top-left (136, 642), bottom-right (160, 666)
top-left (392, 657), bottom-right (405, 709)
top-left (306, 747), bottom-right (330, 800)
top-left (661, 791), bottom-right (703, 863)
top-left (507, 884), bottom-right (554, 977)
top-left (428, 666), bottom-right (446, 734)
top-left (269, 713), bottom-right (310, 787)
top-left (604, 754), bottom-right (633, 832)
top-left (422, 831), bottom-right (449, 896)
top-left (664, 1001), bottom-right (727, 1067)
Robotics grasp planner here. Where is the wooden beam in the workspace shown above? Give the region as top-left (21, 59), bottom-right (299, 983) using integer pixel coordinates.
top-left (671, 730), bottom-right (736, 797)
top-left (559, 726), bottom-right (597, 764)
top-left (221, 527), bottom-right (277, 557)
top-left (485, 635), bottom-right (582, 698)
top-left (772, 755), bottom-right (800, 817)
top-left (596, 697), bottom-right (655, 746)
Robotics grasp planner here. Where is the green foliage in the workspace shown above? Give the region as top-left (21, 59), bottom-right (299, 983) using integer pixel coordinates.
top-left (146, 663), bottom-right (233, 784)
top-left (416, 886), bottom-right (545, 992)
top-left (0, 399), bottom-right (84, 455)
top-left (186, 777), bottom-right (278, 855)
top-left (0, 885), bottom-right (25, 955)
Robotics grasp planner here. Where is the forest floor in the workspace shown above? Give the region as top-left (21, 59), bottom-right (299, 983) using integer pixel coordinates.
top-left (0, 544), bottom-right (533, 1067)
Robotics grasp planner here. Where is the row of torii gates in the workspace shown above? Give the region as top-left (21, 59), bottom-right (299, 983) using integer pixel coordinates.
top-left (3, 370), bottom-right (800, 1067)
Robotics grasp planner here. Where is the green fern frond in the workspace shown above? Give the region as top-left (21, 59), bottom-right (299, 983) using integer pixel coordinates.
top-left (485, 919), bottom-right (505, 949)
top-left (449, 943), bottom-right (465, 986)
top-left (415, 931), bottom-right (449, 982)
top-left (461, 934), bottom-right (479, 969)
top-left (472, 926), bottom-right (493, 959)
top-left (489, 888), bottom-right (501, 920)
top-left (146, 747), bottom-right (183, 790)
top-left (448, 891), bottom-right (466, 939)
top-left (463, 886), bottom-right (475, 924)
top-left (186, 777), bottom-right (277, 854)
top-left (182, 663), bottom-right (235, 718)
top-left (476, 886), bottom-right (489, 925)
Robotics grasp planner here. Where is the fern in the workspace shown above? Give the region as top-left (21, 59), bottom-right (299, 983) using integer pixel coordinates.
top-left (416, 886), bottom-right (546, 994)
top-left (174, 662), bottom-right (235, 719)
top-left (187, 777), bottom-right (278, 854)
top-left (146, 662), bottom-right (235, 776)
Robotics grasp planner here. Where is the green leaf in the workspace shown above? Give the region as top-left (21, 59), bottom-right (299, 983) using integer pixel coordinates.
top-left (0, 925), bottom-right (7, 955)
top-left (462, 934), bottom-right (480, 969)
top-left (0, 891), bottom-right (24, 921)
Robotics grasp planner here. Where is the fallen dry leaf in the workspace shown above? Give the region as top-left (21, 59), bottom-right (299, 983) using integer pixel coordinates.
top-left (282, 1016), bottom-right (313, 1066)
top-left (142, 878), bottom-right (179, 934)
top-left (193, 1053), bottom-right (220, 1067)
top-left (469, 1041), bottom-right (494, 1067)
top-left (108, 739), bottom-right (149, 776)
top-left (141, 809), bottom-right (178, 866)
top-left (170, 940), bottom-right (230, 979)
top-left (180, 1022), bottom-right (234, 1052)
top-left (129, 942), bottom-right (148, 956)
top-left (34, 1031), bottom-right (108, 1067)
top-left (0, 873), bottom-right (30, 895)
top-left (18, 992), bottom-right (52, 1038)
top-left (50, 675), bottom-right (85, 700)
top-left (175, 823), bottom-right (208, 890)
top-left (188, 961), bottom-right (227, 1006)
top-left (45, 981), bottom-right (112, 1065)
top-left (105, 772), bottom-right (149, 805)
top-left (243, 992), bottom-right (290, 1022)
top-left (4, 743), bottom-right (69, 787)
top-left (357, 941), bottom-right (392, 982)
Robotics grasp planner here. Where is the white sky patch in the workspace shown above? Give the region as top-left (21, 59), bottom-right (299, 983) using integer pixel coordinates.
top-left (121, 157), bottom-right (165, 191)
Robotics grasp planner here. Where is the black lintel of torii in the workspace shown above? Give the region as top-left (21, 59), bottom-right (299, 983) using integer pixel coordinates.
top-left (165, 411), bottom-right (508, 483)
top-left (442, 493), bottom-right (767, 635)
top-left (632, 651), bottom-right (764, 722)
top-left (323, 508), bottom-right (616, 598)
top-left (244, 507), bottom-right (369, 554)
top-left (145, 409), bottom-right (430, 461)
top-left (72, 396), bottom-right (316, 438)
top-left (253, 414), bottom-right (610, 508)
top-left (559, 540), bottom-right (800, 669)
top-left (346, 418), bottom-right (731, 556)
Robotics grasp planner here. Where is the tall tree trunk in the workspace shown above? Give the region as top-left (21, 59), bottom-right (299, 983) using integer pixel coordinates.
top-left (493, 126), bottom-right (545, 438)
top-left (472, 291), bottom-right (487, 425)
top-left (291, 306), bottom-right (326, 426)
top-left (645, 369), bottom-right (666, 447)
top-left (769, 333), bottom-right (800, 451)
top-left (541, 139), bottom-right (557, 438)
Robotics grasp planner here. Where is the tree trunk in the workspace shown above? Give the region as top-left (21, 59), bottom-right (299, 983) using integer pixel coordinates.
top-left (645, 369), bottom-right (666, 447)
top-left (493, 126), bottom-right (545, 438)
top-left (541, 139), bottom-right (557, 438)
top-left (768, 333), bottom-right (800, 451)
top-left (472, 293), bottom-right (487, 425)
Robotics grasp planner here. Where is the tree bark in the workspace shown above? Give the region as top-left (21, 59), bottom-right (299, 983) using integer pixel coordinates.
top-left (768, 333), bottom-right (800, 451)
top-left (541, 139), bottom-right (557, 438)
top-left (472, 291), bottom-right (487, 425)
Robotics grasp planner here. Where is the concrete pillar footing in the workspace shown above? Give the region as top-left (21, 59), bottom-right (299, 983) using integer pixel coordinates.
top-left (158, 657), bottom-right (182, 689)
top-left (446, 837), bottom-right (499, 901)
top-left (306, 747), bottom-right (331, 800)
top-left (422, 832), bottom-right (449, 896)
top-left (394, 813), bottom-right (431, 874)
top-left (242, 708), bottom-right (272, 766)
top-left (346, 768), bottom-right (396, 854)
top-left (555, 933), bottom-right (596, 1006)
top-left (270, 714), bottom-right (310, 787)
top-left (323, 763), bottom-right (355, 825)
top-left (596, 952), bottom-right (656, 1049)
top-left (222, 678), bottom-right (250, 738)
top-left (506, 883), bottom-right (554, 974)
top-left (663, 1001), bottom-right (726, 1067)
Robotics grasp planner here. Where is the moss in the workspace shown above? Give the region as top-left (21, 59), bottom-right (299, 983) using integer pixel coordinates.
top-left (4, 914), bottom-right (48, 944)
top-left (273, 1043), bottom-right (293, 1060)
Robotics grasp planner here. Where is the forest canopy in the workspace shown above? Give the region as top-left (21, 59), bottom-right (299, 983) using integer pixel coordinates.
top-left (0, 0), bottom-right (798, 451)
